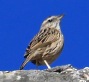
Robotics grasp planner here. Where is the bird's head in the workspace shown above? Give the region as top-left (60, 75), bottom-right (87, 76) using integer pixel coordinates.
top-left (41, 14), bottom-right (64, 30)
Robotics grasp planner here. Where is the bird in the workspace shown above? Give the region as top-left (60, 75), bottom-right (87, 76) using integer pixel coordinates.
top-left (20, 14), bottom-right (64, 70)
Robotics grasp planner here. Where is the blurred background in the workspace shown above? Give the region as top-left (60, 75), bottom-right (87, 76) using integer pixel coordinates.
top-left (0, 0), bottom-right (89, 70)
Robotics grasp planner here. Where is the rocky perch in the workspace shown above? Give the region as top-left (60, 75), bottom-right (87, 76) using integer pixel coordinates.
top-left (0, 64), bottom-right (89, 82)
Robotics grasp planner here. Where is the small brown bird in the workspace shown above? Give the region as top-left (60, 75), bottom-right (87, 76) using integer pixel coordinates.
top-left (20, 15), bottom-right (64, 70)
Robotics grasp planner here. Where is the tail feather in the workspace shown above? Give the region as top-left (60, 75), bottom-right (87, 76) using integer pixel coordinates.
top-left (20, 59), bottom-right (29, 70)
top-left (20, 55), bottom-right (33, 70)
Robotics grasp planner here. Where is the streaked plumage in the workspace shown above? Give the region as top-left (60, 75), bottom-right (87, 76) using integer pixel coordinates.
top-left (20, 15), bottom-right (64, 70)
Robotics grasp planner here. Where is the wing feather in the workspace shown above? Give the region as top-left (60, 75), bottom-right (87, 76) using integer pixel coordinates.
top-left (24, 28), bottom-right (59, 58)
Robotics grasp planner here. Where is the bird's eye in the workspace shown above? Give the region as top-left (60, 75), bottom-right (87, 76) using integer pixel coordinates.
top-left (48, 19), bottom-right (53, 22)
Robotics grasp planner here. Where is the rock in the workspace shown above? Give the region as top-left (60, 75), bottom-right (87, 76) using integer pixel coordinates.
top-left (0, 64), bottom-right (89, 82)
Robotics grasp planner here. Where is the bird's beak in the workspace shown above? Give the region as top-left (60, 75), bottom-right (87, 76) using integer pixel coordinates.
top-left (57, 14), bottom-right (64, 20)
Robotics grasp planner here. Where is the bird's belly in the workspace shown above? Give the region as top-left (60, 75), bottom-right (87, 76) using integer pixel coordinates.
top-left (31, 34), bottom-right (64, 65)
top-left (36, 37), bottom-right (63, 65)
top-left (41, 42), bottom-right (63, 65)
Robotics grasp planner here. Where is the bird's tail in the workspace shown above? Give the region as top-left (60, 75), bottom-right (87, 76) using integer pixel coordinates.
top-left (20, 55), bottom-right (33, 70)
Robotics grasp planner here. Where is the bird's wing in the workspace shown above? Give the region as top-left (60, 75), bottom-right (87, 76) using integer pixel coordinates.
top-left (20, 28), bottom-right (60, 70)
top-left (24, 28), bottom-right (60, 58)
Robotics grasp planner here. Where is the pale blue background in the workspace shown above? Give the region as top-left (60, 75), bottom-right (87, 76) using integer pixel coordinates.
top-left (0, 0), bottom-right (89, 70)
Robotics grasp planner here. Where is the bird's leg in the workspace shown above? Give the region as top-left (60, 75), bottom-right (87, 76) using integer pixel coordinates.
top-left (44, 60), bottom-right (51, 69)
top-left (36, 60), bottom-right (38, 70)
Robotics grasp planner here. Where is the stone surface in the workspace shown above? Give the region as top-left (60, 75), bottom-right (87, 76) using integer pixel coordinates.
top-left (0, 64), bottom-right (89, 82)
